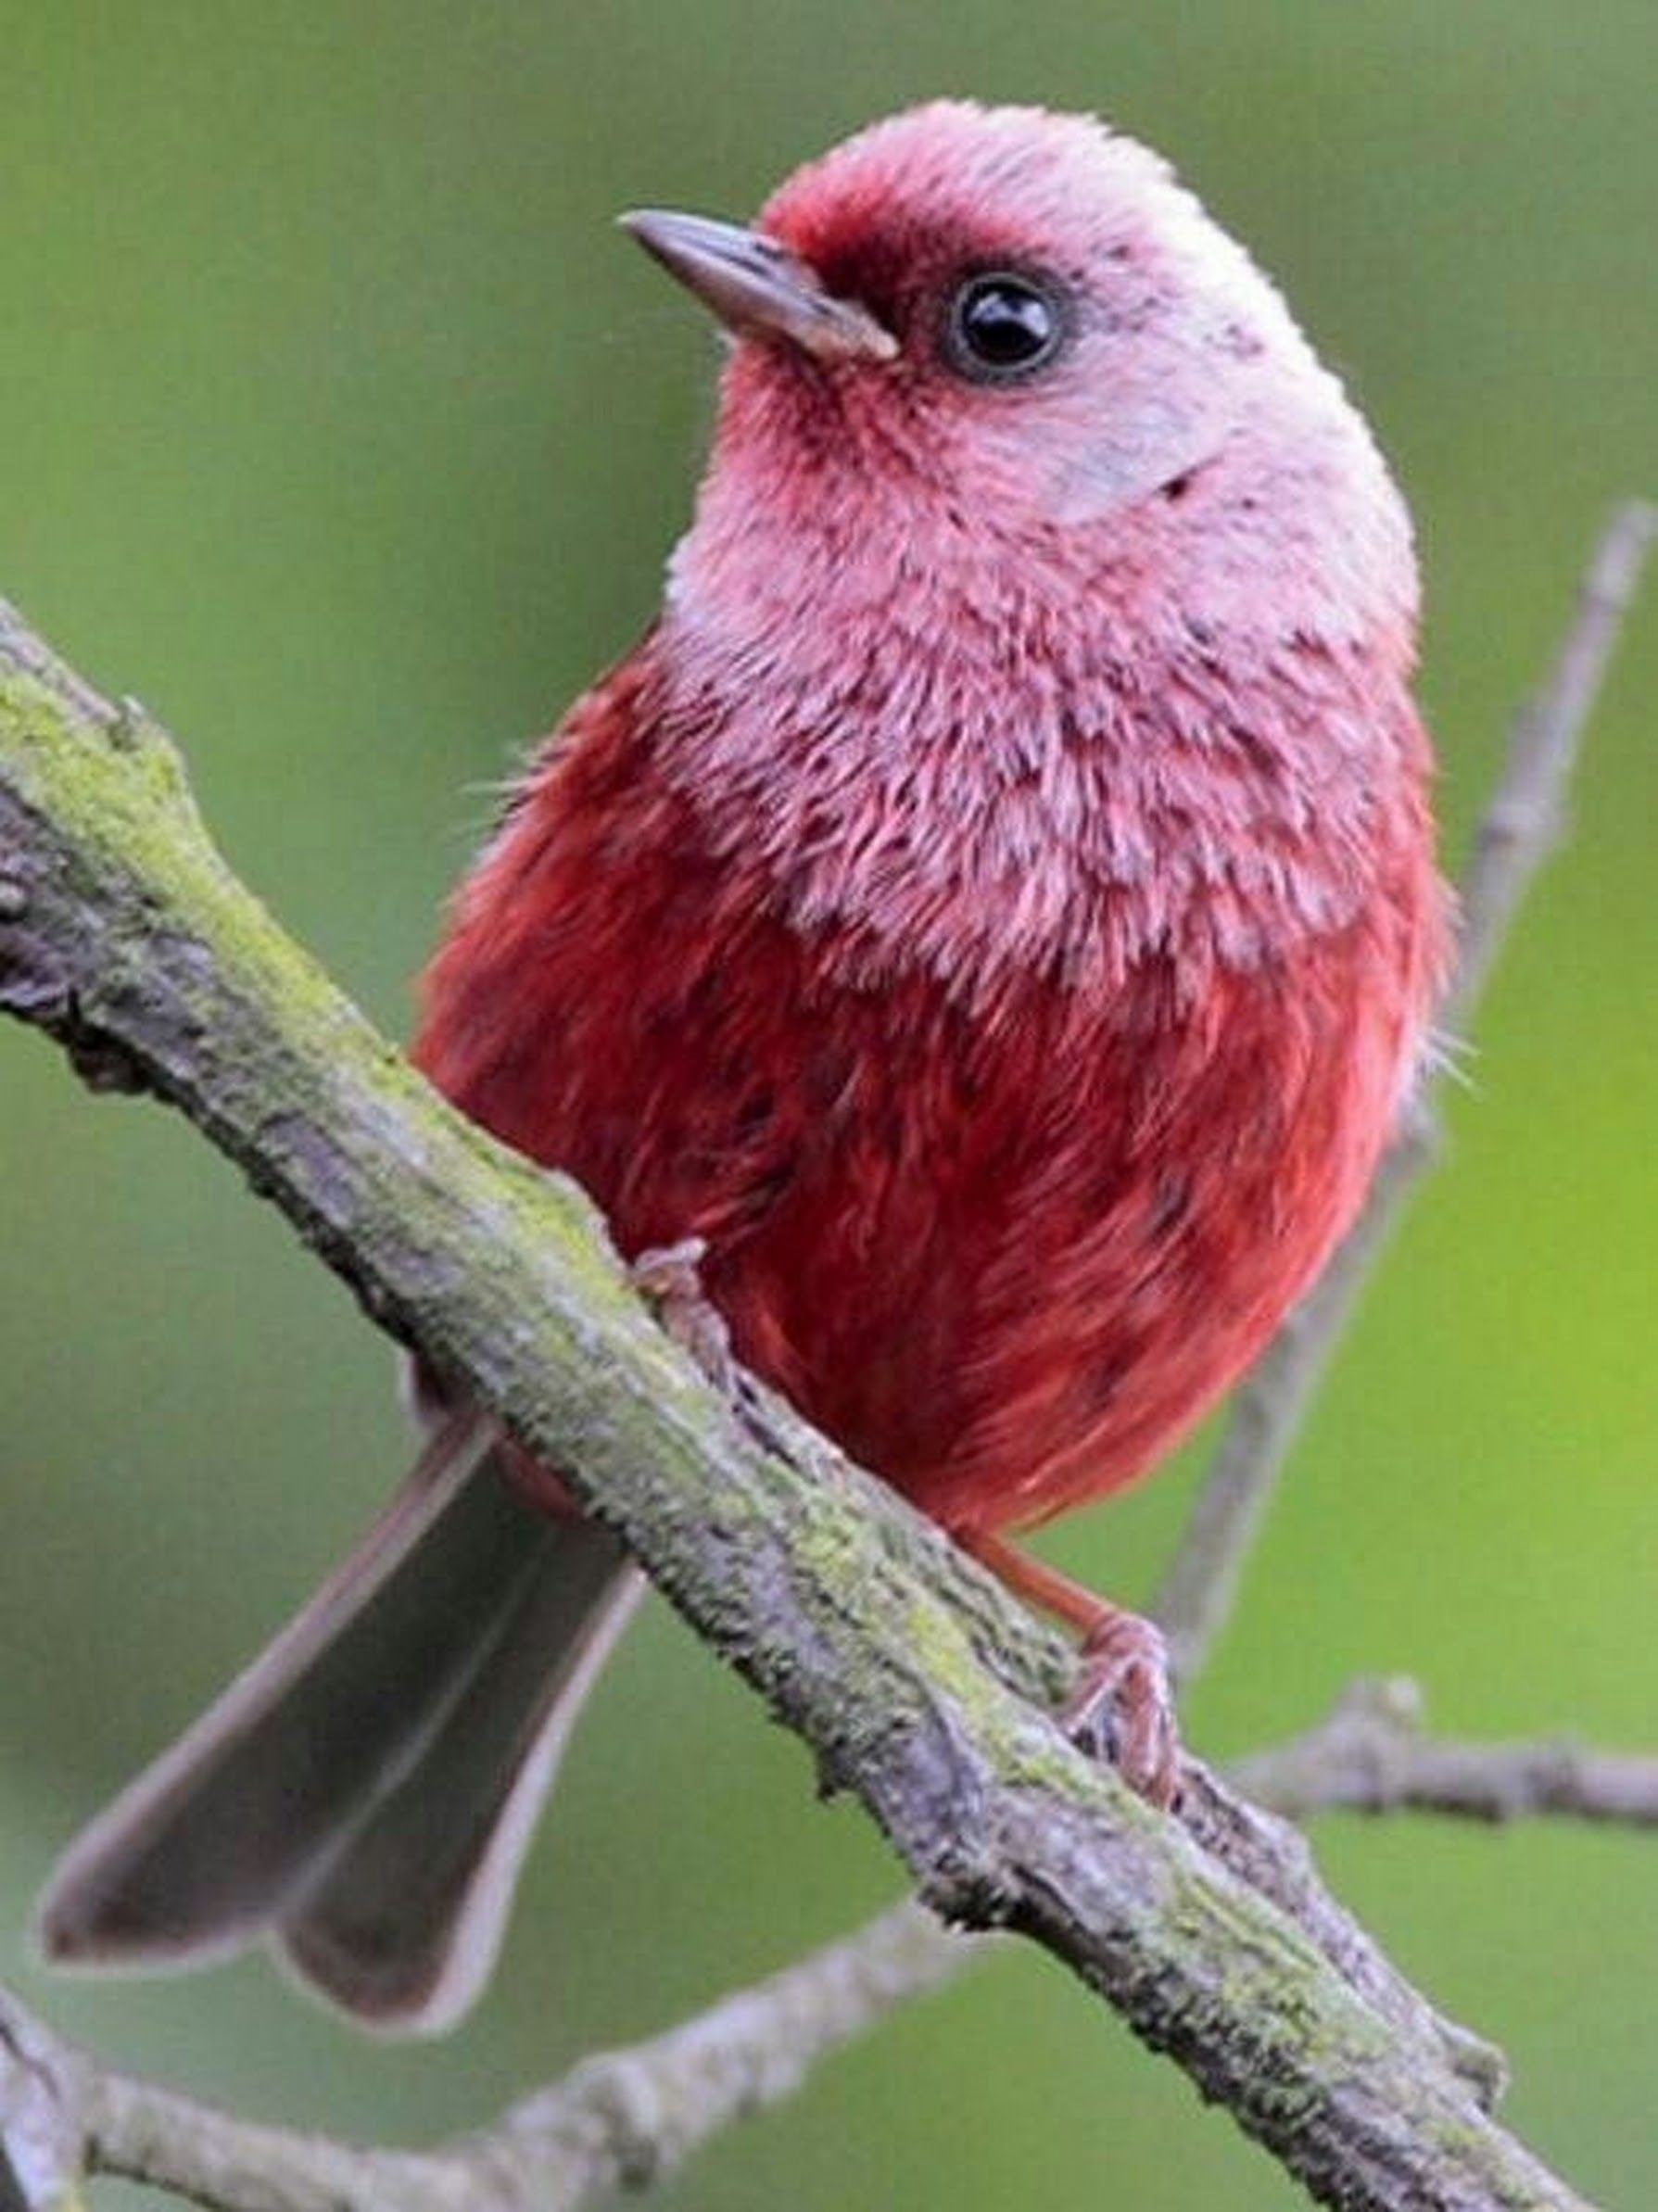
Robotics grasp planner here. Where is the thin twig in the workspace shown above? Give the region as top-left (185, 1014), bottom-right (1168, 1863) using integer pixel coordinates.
top-left (1154, 499), bottom-right (1658, 1679)
top-left (1444, 499), bottom-right (1658, 1030)
top-left (1234, 1678), bottom-right (1658, 1827)
top-left (7, 1915), bottom-right (971, 2212)
top-left (485, 1899), bottom-right (971, 2205)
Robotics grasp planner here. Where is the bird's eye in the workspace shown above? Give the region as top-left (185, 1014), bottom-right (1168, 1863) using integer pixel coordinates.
top-left (944, 272), bottom-right (1067, 383)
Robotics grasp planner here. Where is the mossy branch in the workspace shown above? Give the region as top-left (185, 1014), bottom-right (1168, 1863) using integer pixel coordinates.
top-left (6, 1698), bottom-right (1655, 2212)
top-left (1, 513), bottom-right (1649, 2212)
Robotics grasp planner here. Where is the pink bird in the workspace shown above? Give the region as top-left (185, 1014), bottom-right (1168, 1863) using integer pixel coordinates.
top-left (38, 102), bottom-right (1448, 2032)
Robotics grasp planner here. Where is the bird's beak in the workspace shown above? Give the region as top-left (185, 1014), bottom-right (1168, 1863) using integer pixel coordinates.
top-left (620, 208), bottom-right (898, 364)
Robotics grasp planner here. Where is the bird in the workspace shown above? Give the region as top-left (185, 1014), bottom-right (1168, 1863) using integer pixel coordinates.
top-left (35, 100), bottom-right (1448, 2035)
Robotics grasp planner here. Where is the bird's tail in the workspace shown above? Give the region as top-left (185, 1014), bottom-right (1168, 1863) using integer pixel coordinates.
top-left (34, 1410), bottom-right (642, 2034)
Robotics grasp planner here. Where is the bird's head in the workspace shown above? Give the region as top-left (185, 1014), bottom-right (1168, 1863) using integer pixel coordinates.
top-left (626, 101), bottom-right (1414, 651)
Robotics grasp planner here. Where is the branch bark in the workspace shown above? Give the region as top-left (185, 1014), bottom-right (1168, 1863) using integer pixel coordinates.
top-left (0, 505), bottom-right (1650, 2211)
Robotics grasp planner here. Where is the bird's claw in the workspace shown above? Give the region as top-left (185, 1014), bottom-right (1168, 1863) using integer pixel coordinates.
top-left (1062, 1610), bottom-right (1183, 1810)
top-left (630, 1236), bottom-right (736, 1394)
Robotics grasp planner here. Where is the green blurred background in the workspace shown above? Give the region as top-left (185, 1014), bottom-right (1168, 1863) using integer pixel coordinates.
top-left (3, 4), bottom-right (1653, 2206)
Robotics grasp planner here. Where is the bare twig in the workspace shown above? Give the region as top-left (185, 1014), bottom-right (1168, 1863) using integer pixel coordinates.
top-left (1444, 499), bottom-right (1658, 1029)
top-left (1234, 1678), bottom-right (1658, 1828)
top-left (2, 1905), bottom-right (972, 2212)
top-left (485, 1899), bottom-right (971, 2205)
top-left (1154, 499), bottom-right (1658, 1679)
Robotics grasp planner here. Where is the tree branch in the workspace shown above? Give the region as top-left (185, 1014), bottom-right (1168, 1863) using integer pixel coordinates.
top-left (2, 1912), bottom-right (966, 2212)
top-left (0, 508), bottom-right (1649, 2210)
top-left (1154, 499), bottom-right (1658, 1680)
top-left (6, 1662), bottom-right (1653, 2212)
top-left (8, 1684), bottom-right (1654, 2212)
top-left (1234, 1678), bottom-right (1658, 1828)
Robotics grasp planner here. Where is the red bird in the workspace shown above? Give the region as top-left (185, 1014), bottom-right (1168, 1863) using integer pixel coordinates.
top-left (38, 102), bottom-right (1447, 2032)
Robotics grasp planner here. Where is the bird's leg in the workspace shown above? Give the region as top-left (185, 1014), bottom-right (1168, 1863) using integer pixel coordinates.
top-left (629, 1235), bottom-right (737, 1394)
top-left (958, 1530), bottom-right (1182, 1809)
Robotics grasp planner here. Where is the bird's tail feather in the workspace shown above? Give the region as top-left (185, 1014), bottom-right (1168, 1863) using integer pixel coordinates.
top-left (34, 1409), bottom-right (642, 2034)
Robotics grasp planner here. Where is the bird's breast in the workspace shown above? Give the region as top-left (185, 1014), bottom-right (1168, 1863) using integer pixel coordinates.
top-left (415, 644), bottom-right (1443, 1529)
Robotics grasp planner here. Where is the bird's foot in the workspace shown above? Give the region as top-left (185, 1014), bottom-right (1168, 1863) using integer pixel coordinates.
top-left (1062, 1609), bottom-right (1182, 1810)
top-left (953, 1529), bottom-right (1184, 1811)
top-left (630, 1236), bottom-right (735, 1394)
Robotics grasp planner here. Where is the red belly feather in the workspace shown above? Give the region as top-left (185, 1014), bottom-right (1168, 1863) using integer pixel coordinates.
top-left (415, 662), bottom-right (1430, 1538)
